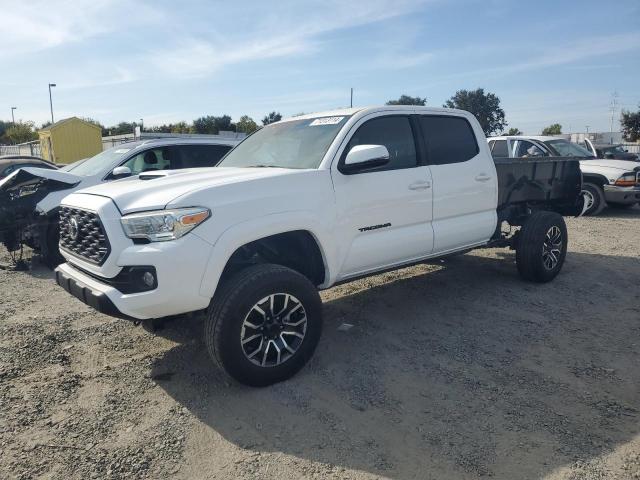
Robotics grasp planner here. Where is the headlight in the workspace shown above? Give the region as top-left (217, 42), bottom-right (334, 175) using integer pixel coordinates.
top-left (121, 207), bottom-right (210, 242)
top-left (613, 173), bottom-right (638, 187)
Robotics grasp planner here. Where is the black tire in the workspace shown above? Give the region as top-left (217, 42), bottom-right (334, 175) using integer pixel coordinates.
top-left (582, 182), bottom-right (606, 216)
top-left (42, 224), bottom-right (64, 270)
top-left (516, 211), bottom-right (568, 283)
top-left (204, 264), bottom-right (322, 387)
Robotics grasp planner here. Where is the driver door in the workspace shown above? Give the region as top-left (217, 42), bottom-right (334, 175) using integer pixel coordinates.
top-left (331, 114), bottom-right (434, 279)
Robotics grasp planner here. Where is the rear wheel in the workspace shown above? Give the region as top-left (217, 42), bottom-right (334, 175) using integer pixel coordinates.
top-left (516, 211), bottom-right (568, 283)
top-left (204, 264), bottom-right (323, 387)
top-left (581, 182), bottom-right (606, 216)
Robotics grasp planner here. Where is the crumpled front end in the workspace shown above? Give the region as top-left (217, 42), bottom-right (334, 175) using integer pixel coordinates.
top-left (0, 167), bottom-right (79, 251)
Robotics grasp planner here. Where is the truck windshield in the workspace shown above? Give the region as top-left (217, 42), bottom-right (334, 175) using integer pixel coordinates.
top-left (69, 146), bottom-right (134, 176)
top-left (544, 140), bottom-right (594, 157)
top-left (218, 116), bottom-right (350, 169)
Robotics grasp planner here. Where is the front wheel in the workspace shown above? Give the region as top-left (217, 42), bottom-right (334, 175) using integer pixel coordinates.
top-left (516, 211), bottom-right (568, 283)
top-left (204, 264), bottom-right (323, 387)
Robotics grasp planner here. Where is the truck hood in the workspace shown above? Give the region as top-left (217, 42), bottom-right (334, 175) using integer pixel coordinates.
top-left (78, 167), bottom-right (307, 214)
top-left (579, 159), bottom-right (640, 172)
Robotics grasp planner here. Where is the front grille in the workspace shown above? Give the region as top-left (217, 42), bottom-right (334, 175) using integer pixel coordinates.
top-left (59, 206), bottom-right (111, 265)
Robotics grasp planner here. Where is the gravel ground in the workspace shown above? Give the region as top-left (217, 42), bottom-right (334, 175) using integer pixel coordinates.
top-left (1, 206), bottom-right (639, 479)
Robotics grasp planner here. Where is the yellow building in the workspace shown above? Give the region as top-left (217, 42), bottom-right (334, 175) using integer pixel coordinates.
top-left (38, 117), bottom-right (102, 164)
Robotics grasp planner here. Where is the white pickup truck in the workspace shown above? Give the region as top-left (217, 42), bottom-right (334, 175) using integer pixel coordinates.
top-left (54, 106), bottom-right (583, 386)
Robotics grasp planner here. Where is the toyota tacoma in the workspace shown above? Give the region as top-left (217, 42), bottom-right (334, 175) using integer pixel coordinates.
top-left (54, 106), bottom-right (584, 386)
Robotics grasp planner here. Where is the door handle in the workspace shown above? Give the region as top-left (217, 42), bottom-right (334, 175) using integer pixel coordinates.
top-left (408, 181), bottom-right (431, 190)
top-left (475, 174), bottom-right (491, 182)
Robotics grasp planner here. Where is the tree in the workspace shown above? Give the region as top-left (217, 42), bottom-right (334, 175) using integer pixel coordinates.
top-left (105, 122), bottom-right (136, 135)
top-left (192, 115), bottom-right (234, 134)
top-left (262, 111), bottom-right (282, 126)
top-left (4, 121), bottom-right (38, 144)
top-left (386, 95), bottom-right (427, 106)
top-left (507, 127), bottom-right (522, 135)
top-left (620, 107), bottom-right (640, 142)
top-left (236, 115), bottom-right (258, 134)
top-left (443, 88), bottom-right (506, 136)
top-left (0, 120), bottom-right (10, 143)
top-left (170, 122), bottom-right (192, 134)
top-left (541, 123), bottom-right (562, 135)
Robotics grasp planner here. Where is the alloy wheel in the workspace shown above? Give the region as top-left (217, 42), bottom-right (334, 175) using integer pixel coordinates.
top-left (240, 293), bottom-right (307, 367)
top-left (542, 225), bottom-right (563, 270)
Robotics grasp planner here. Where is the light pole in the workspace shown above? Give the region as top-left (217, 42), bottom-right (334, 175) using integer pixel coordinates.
top-left (48, 83), bottom-right (56, 123)
top-left (11, 107), bottom-right (16, 124)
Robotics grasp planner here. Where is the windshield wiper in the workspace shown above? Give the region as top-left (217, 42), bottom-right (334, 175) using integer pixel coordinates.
top-left (245, 164), bottom-right (280, 168)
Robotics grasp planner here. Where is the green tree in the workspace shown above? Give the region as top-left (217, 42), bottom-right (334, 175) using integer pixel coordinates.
top-left (5, 121), bottom-right (38, 144)
top-left (507, 127), bottom-right (522, 135)
top-left (0, 120), bottom-right (10, 143)
top-left (236, 115), bottom-right (258, 134)
top-left (541, 123), bottom-right (562, 135)
top-left (192, 115), bottom-right (234, 134)
top-left (105, 122), bottom-right (137, 135)
top-left (620, 107), bottom-right (640, 142)
top-left (262, 111), bottom-right (282, 126)
top-left (170, 122), bottom-right (192, 134)
top-left (443, 88), bottom-right (507, 136)
top-left (386, 95), bottom-right (427, 106)
top-left (148, 124), bottom-right (173, 133)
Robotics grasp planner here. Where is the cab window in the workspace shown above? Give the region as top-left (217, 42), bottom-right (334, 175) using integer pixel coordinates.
top-left (514, 141), bottom-right (547, 158)
top-left (341, 116), bottom-right (417, 173)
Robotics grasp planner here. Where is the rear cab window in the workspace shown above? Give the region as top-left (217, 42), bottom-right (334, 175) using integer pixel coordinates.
top-left (490, 139), bottom-right (509, 158)
top-left (419, 115), bottom-right (479, 164)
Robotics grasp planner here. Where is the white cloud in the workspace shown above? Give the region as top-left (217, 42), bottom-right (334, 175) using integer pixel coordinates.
top-left (147, 0), bottom-right (432, 78)
top-left (0, 0), bottom-right (163, 59)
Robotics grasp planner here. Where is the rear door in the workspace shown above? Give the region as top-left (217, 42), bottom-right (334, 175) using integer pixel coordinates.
top-left (419, 114), bottom-right (497, 253)
top-left (331, 113), bottom-right (434, 278)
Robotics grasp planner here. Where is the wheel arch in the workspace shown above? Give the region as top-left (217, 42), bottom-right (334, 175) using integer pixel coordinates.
top-left (582, 173), bottom-right (609, 187)
top-left (199, 215), bottom-right (332, 300)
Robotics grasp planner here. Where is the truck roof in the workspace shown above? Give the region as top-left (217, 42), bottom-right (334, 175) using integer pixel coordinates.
top-left (279, 106), bottom-right (473, 123)
top-left (488, 135), bottom-right (561, 142)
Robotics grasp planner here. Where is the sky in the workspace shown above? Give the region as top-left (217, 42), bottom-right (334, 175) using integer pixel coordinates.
top-left (1, 0), bottom-right (639, 134)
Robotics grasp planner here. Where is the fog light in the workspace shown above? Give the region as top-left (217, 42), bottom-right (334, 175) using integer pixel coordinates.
top-left (142, 271), bottom-right (155, 288)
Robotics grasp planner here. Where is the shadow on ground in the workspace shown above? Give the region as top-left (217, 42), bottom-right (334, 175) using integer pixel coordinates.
top-left (151, 250), bottom-right (640, 479)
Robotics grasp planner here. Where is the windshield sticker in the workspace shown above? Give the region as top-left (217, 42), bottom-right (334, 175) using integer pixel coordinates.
top-left (114, 148), bottom-right (131, 153)
top-left (309, 117), bottom-right (344, 126)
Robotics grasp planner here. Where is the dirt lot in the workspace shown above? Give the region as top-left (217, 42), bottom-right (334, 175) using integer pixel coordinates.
top-left (1, 207), bottom-right (639, 480)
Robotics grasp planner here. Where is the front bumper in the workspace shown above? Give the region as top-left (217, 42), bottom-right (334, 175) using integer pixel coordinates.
top-left (55, 266), bottom-right (133, 320)
top-left (603, 185), bottom-right (640, 205)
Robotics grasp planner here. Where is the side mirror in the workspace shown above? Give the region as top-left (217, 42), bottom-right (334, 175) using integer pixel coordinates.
top-left (111, 166), bottom-right (132, 179)
top-left (343, 144), bottom-right (390, 173)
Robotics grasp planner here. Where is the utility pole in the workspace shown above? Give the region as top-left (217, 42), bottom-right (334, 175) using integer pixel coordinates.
top-left (585, 125), bottom-right (589, 134)
top-left (609, 90), bottom-right (619, 140)
top-left (350, 88), bottom-right (353, 108)
top-left (48, 83), bottom-right (57, 123)
top-left (11, 107), bottom-right (16, 124)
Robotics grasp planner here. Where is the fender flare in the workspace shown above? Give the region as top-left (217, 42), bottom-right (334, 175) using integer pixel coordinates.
top-left (198, 211), bottom-right (335, 299)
